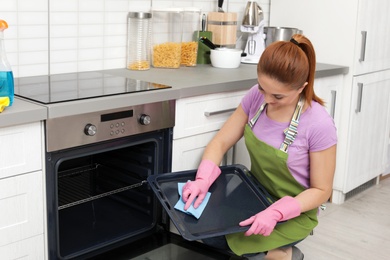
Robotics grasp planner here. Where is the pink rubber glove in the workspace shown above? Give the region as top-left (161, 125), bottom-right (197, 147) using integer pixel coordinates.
top-left (182, 159), bottom-right (221, 210)
top-left (239, 196), bottom-right (301, 236)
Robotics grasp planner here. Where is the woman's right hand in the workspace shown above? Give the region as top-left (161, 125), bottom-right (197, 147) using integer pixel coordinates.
top-left (181, 159), bottom-right (222, 210)
top-left (182, 179), bottom-right (210, 210)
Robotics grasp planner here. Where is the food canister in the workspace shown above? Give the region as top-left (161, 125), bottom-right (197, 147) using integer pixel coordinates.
top-left (127, 12), bottom-right (152, 71)
top-left (207, 12), bottom-right (237, 48)
top-left (152, 8), bottom-right (183, 68)
top-left (181, 7), bottom-right (201, 67)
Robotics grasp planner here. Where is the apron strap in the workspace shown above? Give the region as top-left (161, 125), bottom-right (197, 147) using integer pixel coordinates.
top-left (248, 95), bottom-right (305, 153)
top-left (280, 95), bottom-right (305, 153)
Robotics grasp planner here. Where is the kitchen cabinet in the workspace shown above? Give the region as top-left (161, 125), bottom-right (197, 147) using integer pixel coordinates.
top-left (343, 72), bottom-right (390, 192)
top-left (270, 0), bottom-right (390, 203)
top-left (0, 122), bottom-right (45, 259)
top-left (172, 90), bottom-right (248, 172)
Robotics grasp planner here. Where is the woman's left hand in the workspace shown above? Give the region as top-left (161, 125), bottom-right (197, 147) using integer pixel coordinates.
top-left (239, 209), bottom-right (280, 236)
top-left (239, 196), bottom-right (301, 236)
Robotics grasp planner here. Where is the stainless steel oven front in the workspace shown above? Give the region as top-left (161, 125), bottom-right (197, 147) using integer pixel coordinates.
top-left (45, 100), bottom-right (175, 259)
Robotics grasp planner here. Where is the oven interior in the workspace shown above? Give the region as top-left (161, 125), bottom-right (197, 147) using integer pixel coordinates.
top-left (47, 129), bottom-right (171, 259)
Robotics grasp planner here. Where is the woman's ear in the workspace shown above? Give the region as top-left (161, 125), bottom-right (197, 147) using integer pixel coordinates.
top-left (298, 82), bottom-right (308, 93)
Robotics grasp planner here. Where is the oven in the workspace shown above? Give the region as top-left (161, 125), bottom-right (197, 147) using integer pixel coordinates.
top-left (45, 101), bottom-right (175, 259)
top-left (14, 72), bottom-right (177, 259)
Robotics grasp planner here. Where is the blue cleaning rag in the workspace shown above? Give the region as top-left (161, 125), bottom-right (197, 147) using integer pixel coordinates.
top-left (174, 182), bottom-right (211, 219)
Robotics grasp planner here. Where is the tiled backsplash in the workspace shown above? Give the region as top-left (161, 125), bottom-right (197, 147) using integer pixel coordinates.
top-left (0, 0), bottom-right (270, 77)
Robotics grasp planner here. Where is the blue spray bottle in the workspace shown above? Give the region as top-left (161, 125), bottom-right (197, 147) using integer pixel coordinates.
top-left (0, 20), bottom-right (14, 107)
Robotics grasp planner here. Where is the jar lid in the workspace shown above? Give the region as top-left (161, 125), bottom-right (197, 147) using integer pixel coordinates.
top-left (128, 12), bottom-right (152, 19)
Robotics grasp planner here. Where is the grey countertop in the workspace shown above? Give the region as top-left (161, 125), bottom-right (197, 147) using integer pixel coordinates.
top-left (1, 63), bottom-right (348, 127)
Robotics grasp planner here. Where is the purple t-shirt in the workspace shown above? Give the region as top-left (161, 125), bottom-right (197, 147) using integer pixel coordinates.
top-left (241, 85), bottom-right (337, 188)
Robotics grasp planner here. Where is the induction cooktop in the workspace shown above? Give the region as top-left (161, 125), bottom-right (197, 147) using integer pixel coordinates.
top-left (14, 71), bottom-right (171, 105)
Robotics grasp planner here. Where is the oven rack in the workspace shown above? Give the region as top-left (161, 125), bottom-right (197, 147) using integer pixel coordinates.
top-left (58, 163), bottom-right (148, 210)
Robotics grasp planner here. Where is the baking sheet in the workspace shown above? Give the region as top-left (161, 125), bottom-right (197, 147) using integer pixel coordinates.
top-left (147, 164), bottom-right (272, 241)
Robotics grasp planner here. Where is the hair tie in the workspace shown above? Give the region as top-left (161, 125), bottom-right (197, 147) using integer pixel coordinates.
top-left (290, 38), bottom-right (299, 46)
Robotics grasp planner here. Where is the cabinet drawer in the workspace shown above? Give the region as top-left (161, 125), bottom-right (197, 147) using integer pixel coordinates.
top-left (174, 90), bottom-right (247, 139)
top-left (0, 122), bottom-right (42, 178)
top-left (0, 171), bottom-right (44, 247)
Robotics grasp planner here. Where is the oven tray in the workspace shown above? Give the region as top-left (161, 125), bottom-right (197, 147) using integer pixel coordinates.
top-left (147, 164), bottom-right (273, 241)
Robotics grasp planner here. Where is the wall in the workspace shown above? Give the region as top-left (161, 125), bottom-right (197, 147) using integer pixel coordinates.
top-left (0, 0), bottom-right (270, 77)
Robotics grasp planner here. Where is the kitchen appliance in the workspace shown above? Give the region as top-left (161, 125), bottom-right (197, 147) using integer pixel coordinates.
top-left (14, 71), bottom-right (178, 259)
top-left (264, 26), bottom-right (302, 47)
top-left (240, 1), bottom-right (265, 64)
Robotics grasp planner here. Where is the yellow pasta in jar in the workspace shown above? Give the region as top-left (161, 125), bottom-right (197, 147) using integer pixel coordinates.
top-left (127, 60), bottom-right (150, 70)
top-left (181, 41), bottom-right (198, 66)
top-left (152, 42), bottom-right (181, 68)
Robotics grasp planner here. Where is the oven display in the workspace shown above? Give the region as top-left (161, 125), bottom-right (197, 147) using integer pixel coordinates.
top-left (101, 110), bottom-right (133, 122)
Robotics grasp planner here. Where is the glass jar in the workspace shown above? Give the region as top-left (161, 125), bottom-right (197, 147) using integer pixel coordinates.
top-left (152, 8), bottom-right (183, 69)
top-left (127, 12), bottom-right (152, 71)
top-left (181, 8), bottom-right (201, 67)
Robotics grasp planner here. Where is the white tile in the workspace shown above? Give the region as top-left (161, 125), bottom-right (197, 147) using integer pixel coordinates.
top-left (49, 12), bottom-right (78, 25)
top-left (18, 25), bottom-right (48, 39)
top-left (50, 37), bottom-right (78, 51)
top-left (49, 0), bottom-right (78, 12)
top-left (78, 48), bottom-right (104, 61)
top-left (19, 51), bottom-right (49, 65)
top-left (78, 60), bottom-right (104, 71)
top-left (18, 64), bottom-right (49, 77)
top-left (18, 39), bottom-right (48, 52)
top-left (79, 0), bottom-right (104, 11)
top-left (78, 25), bottom-right (104, 37)
top-left (18, 12), bottom-right (48, 25)
top-left (50, 50), bottom-right (77, 63)
top-left (104, 46), bottom-right (126, 59)
top-left (4, 39), bottom-right (18, 53)
top-left (18, 0), bottom-right (47, 11)
top-left (0, 0), bottom-right (17, 11)
top-left (78, 37), bottom-right (104, 49)
top-left (78, 12), bottom-right (105, 25)
top-left (103, 58), bottom-right (126, 69)
top-left (105, 0), bottom-right (130, 12)
top-left (50, 25), bottom-right (78, 38)
top-left (104, 24), bottom-right (127, 36)
top-left (50, 62), bottom-right (78, 74)
top-left (105, 12), bottom-right (129, 24)
top-left (104, 35), bottom-right (126, 48)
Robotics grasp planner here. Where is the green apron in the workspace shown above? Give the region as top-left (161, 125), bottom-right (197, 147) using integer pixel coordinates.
top-left (226, 97), bottom-right (318, 256)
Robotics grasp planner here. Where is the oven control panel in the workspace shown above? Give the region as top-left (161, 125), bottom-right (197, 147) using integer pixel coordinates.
top-left (46, 100), bottom-right (175, 152)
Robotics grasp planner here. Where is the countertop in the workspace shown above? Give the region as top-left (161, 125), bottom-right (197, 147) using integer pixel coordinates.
top-left (0, 63), bottom-right (348, 127)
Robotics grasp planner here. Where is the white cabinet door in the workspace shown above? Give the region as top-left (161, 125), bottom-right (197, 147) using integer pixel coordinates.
top-left (353, 0), bottom-right (390, 75)
top-left (0, 171), bottom-right (44, 247)
top-left (314, 75), bottom-right (342, 121)
top-left (172, 131), bottom-right (217, 172)
top-left (344, 71), bottom-right (390, 192)
top-left (0, 122), bottom-right (42, 179)
top-left (0, 235), bottom-right (45, 260)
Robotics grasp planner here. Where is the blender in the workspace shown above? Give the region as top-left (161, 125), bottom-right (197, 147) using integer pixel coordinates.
top-left (241, 1), bottom-right (265, 64)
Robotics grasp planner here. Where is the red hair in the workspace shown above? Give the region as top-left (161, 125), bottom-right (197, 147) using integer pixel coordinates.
top-left (257, 34), bottom-right (324, 106)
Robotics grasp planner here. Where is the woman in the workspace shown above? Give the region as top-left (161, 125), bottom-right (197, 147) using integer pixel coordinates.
top-left (182, 34), bottom-right (337, 260)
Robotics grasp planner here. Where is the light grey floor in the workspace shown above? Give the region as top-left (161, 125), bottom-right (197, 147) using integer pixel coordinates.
top-left (296, 177), bottom-right (390, 260)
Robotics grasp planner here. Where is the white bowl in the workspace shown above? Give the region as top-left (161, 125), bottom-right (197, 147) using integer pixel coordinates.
top-left (210, 48), bottom-right (242, 68)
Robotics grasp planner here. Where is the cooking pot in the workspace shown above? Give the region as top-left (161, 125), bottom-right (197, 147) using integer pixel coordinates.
top-left (264, 27), bottom-right (302, 47)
